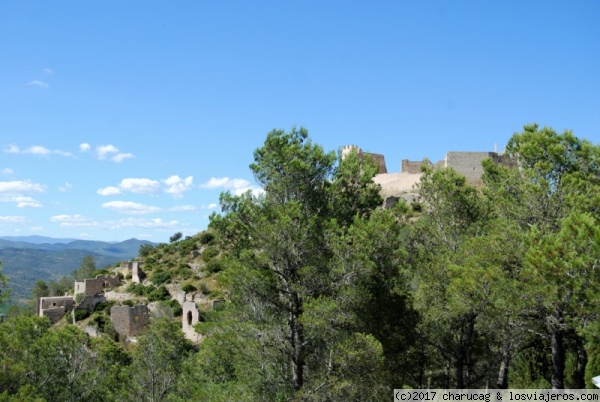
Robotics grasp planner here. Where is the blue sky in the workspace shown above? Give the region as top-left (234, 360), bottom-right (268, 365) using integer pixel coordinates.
top-left (1, 1), bottom-right (598, 242)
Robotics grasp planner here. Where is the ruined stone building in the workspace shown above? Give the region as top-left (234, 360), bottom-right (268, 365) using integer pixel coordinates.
top-left (342, 145), bottom-right (514, 200)
top-left (37, 296), bottom-right (75, 324)
top-left (110, 305), bottom-right (150, 338)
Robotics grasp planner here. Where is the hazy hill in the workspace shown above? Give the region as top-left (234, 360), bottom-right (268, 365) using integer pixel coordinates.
top-left (0, 237), bottom-right (155, 301)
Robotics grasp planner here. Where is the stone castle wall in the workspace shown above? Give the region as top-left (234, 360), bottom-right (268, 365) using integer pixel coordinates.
top-left (74, 274), bottom-right (120, 297)
top-left (110, 305), bottom-right (150, 338)
top-left (343, 145), bottom-right (514, 198)
top-left (38, 296), bottom-right (74, 324)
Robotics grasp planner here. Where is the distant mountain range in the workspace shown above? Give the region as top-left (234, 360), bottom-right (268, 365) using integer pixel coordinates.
top-left (0, 237), bottom-right (155, 302)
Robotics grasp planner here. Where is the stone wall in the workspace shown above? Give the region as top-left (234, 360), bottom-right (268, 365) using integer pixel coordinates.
top-left (110, 305), bottom-right (150, 338)
top-left (182, 301), bottom-right (202, 343)
top-left (38, 296), bottom-right (74, 324)
top-left (445, 152), bottom-right (497, 186)
top-left (401, 159), bottom-right (433, 174)
top-left (74, 274), bottom-right (120, 297)
top-left (341, 145), bottom-right (388, 174)
top-left (78, 295), bottom-right (107, 313)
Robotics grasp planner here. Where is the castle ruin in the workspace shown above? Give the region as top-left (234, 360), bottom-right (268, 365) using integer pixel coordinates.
top-left (110, 305), bottom-right (151, 338)
top-left (342, 146), bottom-right (513, 199)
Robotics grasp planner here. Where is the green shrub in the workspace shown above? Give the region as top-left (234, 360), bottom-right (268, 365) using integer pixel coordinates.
top-left (122, 299), bottom-right (135, 307)
top-left (204, 259), bottom-right (223, 274)
top-left (202, 247), bottom-right (219, 262)
top-left (75, 293), bottom-right (85, 304)
top-left (182, 283), bottom-right (197, 293)
top-left (126, 283), bottom-right (146, 296)
top-left (94, 301), bottom-right (109, 312)
top-left (74, 308), bottom-right (90, 322)
top-left (147, 285), bottom-right (170, 302)
top-left (199, 231), bottom-right (215, 245)
top-left (152, 270), bottom-right (171, 286)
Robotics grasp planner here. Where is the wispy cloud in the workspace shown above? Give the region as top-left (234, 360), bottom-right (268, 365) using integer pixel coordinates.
top-left (1, 168), bottom-right (13, 175)
top-left (200, 203), bottom-right (218, 209)
top-left (50, 214), bottom-right (183, 231)
top-left (120, 178), bottom-right (161, 194)
top-left (0, 180), bottom-right (45, 193)
top-left (102, 201), bottom-right (162, 214)
top-left (96, 144), bottom-right (134, 163)
top-left (43, 68), bottom-right (54, 75)
top-left (1, 195), bottom-right (43, 208)
top-left (0, 216), bottom-right (27, 224)
top-left (0, 180), bottom-right (45, 208)
top-left (200, 176), bottom-right (264, 196)
top-left (28, 80), bottom-right (49, 89)
top-left (170, 204), bottom-right (197, 212)
top-left (3, 145), bottom-right (72, 157)
top-left (58, 182), bottom-right (73, 192)
top-left (98, 175), bottom-right (195, 198)
top-left (97, 186), bottom-right (121, 196)
top-left (79, 143), bottom-right (91, 152)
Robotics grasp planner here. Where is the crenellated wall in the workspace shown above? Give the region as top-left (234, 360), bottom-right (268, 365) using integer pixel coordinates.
top-left (343, 144), bottom-right (514, 199)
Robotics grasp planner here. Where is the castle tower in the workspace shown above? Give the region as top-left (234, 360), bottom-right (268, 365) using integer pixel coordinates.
top-left (341, 145), bottom-right (363, 159)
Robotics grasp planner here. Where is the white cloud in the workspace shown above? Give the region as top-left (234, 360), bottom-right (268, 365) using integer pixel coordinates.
top-left (120, 178), bottom-right (160, 194)
top-left (118, 218), bottom-right (181, 229)
top-left (97, 186), bottom-right (121, 196)
top-left (13, 196), bottom-right (43, 208)
top-left (94, 144), bottom-right (134, 162)
top-left (3, 145), bottom-right (72, 157)
top-left (79, 143), bottom-right (91, 152)
top-left (112, 153), bottom-right (134, 163)
top-left (43, 68), bottom-right (54, 75)
top-left (163, 175), bottom-right (193, 198)
top-left (97, 144), bottom-right (119, 159)
top-left (51, 214), bottom-right (98, 228)
top-left (1, 168), bottom-right (13, 175)
top-left (200, 177), bottom-right (251, 190)
top-left (28, 80), bottom-right (49, 89)
top-left (170, 204), bottom-right (197, 212)
top-left (200, 203), bottom-right (218, 209)
top-left (102, 201), bottom-right (162, 214)
top-left (0, 180), bottom-right (45, 193)
top-left (200, 177), bottom-right (263, 197)
top-left (0, 216), bottom-right (27, 224)
top-left (30, 226), bottom-right (43, 232)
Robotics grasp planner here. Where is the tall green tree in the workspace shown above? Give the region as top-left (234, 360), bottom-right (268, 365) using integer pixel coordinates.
top-left (72, 255), bottom-right (97, 281)
top-left (207, 127), bottom-right (401, 398)
top-left (126, 319), bottom-right (191, 402)
top-left (483, 124), bottom-right (600, 388)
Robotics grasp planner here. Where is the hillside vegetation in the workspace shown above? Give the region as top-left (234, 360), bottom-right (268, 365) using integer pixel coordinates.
top-left (2, 125), bottom-right (600, 401)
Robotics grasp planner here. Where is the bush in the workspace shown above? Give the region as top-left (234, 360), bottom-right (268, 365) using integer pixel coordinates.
top-left (199, 231), bottom-right (215, 245)
top-left (122, 299), bottom-right (135, 307)
top-left (74, 308), bottom-right (90, 322)
top-left (94, 301), bottom-right (109, 312)
top-left (202, 247), bottom-right (219, 262)
top-left (204, 259), bottom-right (223, 274)
top-left (182, 283), bottom-right (197, 293)
top-left (152, 270), bottom-right (171, 286)
top-left (126, 283), bottom-right (146, 296)
top-left (147, 285), bottom-right (170, 302)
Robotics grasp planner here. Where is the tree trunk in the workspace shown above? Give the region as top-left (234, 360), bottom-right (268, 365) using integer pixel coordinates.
top-left (574, 333), bottom-right (587, 389)
top-left (550, 324), bottom-right (565, 389)
top-left (290, 294), bottom-right (305, 391)
top-left (496, 347), bottom-right (510, 389)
